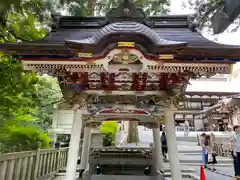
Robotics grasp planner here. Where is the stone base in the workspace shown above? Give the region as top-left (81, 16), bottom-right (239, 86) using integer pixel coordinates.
top-left (164, 173), bottom-right (199, 180)
top-left (87, 174), bottom-right (165, 180)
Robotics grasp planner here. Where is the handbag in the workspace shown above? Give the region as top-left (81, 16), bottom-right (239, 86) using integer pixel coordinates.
top-left (208, 153), bottom-right (213, 162)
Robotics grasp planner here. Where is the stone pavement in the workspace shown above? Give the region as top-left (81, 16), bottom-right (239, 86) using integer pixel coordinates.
top-left (137, 126), bottom-right (232, 143)
top-left (55, 141), bottom-right (235, 180)
top-left (54, 127), bottom-right (235, 180)
top-left (118, 129), bottom-right (235, 180)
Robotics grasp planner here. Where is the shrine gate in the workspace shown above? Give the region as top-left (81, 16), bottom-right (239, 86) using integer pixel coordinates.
top-left (1, 1), bottom-right (240, 180)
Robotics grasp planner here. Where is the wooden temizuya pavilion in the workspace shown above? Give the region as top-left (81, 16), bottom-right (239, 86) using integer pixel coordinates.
top-left (1, 1), bottom-right (240, 180)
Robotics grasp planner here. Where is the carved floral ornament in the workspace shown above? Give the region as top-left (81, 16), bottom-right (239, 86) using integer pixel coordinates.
top-left (111, 49), bottom-right (139, 64)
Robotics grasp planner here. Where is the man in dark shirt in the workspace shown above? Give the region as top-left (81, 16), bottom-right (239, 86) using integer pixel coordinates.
top-left (161, 131), bottom-right (168, 160)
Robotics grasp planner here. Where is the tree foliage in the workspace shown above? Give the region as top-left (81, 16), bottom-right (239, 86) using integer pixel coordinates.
top-left (0, 6), bottom-right (62, 152)
top-left (1, 0), bottom-right (171, 22)
top-left (0, 56), bottom-right (62, 152)
top-left (185, 0), bottom-right (240, 33)
top-left (0, 126), bottom-right (51, 153)
top-left (100, 121), bottom-right (118, 146)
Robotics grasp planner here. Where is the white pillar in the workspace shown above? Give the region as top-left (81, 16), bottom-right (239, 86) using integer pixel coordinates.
top-left (79, 126), bottom-right (92, 170)
top-left (65, 107), bottom-right (84, 180)
top-left (51, 108), bottom-right (58, 147)
top-left (165, 104), bottom-right (182, 180)
top-left (152, 127), bottom-right (164, 173)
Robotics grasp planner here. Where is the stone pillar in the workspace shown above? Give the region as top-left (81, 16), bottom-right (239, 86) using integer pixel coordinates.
top-left (65, 105), bottom-right (84, 180)
top-left (152, 124), bottom-right (164, 173)
top-left (127, 121), bottom-right (139, 144)
top-left (165, 104), bottom-right (182, 180)
top-left (79, 125), bottom-right (92, 171)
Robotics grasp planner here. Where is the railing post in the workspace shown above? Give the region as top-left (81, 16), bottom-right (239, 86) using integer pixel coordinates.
top-left (56, 143), bottom-right (61, 171)
top-left (33, 142), bottom-right (41, 180)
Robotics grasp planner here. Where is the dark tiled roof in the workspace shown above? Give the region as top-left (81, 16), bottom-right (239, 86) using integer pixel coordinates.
top-left (1, 0), bottom-right (240, 58)
top-left (65, 21), bottom-right (187, 46)
top-left (36, 19), bottom-right (228, 48)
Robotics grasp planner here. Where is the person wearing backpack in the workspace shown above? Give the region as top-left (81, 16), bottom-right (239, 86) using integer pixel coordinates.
top-left (161, 131), bottom-right (168, 160)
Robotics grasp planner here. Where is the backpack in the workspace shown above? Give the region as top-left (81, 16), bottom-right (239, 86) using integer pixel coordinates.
top-left (161, 136), bottom-right (167, 146)
top-left (204, 135), bottom-right (210, 146)
top-left (204, 139), bottom-right (210, 146)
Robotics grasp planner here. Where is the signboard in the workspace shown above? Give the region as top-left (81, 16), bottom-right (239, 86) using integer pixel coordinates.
top-left (77, 52), bottom-right (93, 57)
top-left (117, 41), bottom-right (135, 47)
top-left (159, 54), bottom-right (174, 60)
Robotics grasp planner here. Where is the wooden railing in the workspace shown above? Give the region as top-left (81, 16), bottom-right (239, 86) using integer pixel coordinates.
top-left (0, 147), bottom-right (68, 180)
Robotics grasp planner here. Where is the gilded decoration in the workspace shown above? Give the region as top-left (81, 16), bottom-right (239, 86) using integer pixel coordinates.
top-left (117, 41), bottom-right (135, 47)
top-left (58, 93), bottom-right (88, 108)
top-left (83, 116), bottom-right (99, 127)
top-left (77, 52), bottom-right (93, 58)
top-left (111, 49), bottom-right (139, 64)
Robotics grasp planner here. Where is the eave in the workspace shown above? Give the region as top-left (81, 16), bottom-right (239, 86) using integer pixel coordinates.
top-left (185, 91), bottom-right (239, 97)
top-left (179, 46), bottom-right (240, 59)
top-left (0, 43), bottom-right (73, 57)
top-left (1, 42), bottom-right (240, 61)
top-left (19, 48), bottom-right (233, 75)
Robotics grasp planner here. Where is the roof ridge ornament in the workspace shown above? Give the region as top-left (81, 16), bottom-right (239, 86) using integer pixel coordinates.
top-left (51, 13), bottom-right (62, 31)
top-left (106, 0), bottom-right (148, 24)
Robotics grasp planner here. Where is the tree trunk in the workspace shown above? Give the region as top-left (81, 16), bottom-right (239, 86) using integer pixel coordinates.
top-left (127, 121), bottom-right (139, 143)
top-left (87, 0), bottom-right (96, 16)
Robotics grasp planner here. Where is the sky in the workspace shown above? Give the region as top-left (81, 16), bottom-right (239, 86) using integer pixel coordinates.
top-left (170, 0), bottom-right (240, 45)
top-left (169, 0), bottom-right (240, 92)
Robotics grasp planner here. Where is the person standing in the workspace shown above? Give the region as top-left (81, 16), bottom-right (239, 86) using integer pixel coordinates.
top-left (212, 124), bottom-right (216, 131)
top-left (161, 131), bottom-right (168, 160)
top-left (230, 125), bottom-right (240, 179)
top-left (203, 135), bottom-right (211, 168)
top-left (184, 120), bottom-right (189, 137)
top-left (205, 133), bottom-right (217, 170)
top-left (200, 133), bottom-right (207, 167)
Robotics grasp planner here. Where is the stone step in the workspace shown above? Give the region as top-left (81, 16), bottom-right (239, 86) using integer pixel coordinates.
top-left (178, 150), bottom-right (201, 153)
top-left (58, 167), bottom-right (196, 174)
top-left (176, 159), bottom-right (233, 164)
top-left (178, 163), bottom-right (233, 167)
top-left (165, 173), bottom-right (199, 180)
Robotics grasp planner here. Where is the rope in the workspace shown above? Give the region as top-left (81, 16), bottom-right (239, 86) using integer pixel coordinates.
top-left (204, 166), bottom-right (238, 179)
top-left (195, 136), bottom-right (238, 178)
